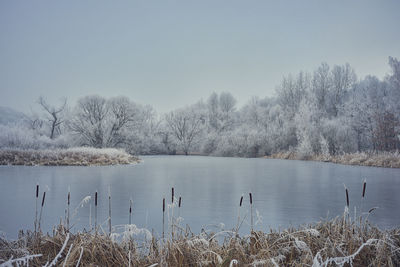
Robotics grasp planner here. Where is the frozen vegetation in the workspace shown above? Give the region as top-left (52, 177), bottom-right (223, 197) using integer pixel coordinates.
top-left (0, 147), bottom-right (138, 166)
top-left (0, 56), bottom-right (399, 167)
top-left (0, 216), bottom-right (399, 266)
top-left (267, 151), bottom-right (400, 168)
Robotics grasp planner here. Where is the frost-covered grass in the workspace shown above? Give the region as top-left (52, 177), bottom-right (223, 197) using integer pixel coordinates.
top-left (0, 147), bottom-right (139, 166)
top-left (267, 151), bottom-right (400, 168)
top-left (0, 216), bottom-right (399, 266)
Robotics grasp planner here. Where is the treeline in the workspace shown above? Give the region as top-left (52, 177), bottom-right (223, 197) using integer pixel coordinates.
top-left (1, 57), bottom-right (399, 158)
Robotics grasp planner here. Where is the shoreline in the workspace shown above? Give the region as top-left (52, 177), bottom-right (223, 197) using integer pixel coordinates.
top-left (264, 151), bottom-right (400, 168)
top-left (1, 148), bottom-right (399, 168)
top-left (1, 216), bottom-right (399, 266)
top-left (0, 148), bottom-right (139, 166)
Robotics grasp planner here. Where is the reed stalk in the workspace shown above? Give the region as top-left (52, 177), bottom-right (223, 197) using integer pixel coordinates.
top-left (361, 179), bottom-right (367, 223)
top-left (162, 198), bottom-right (165, 239)
top-left (108, 187), bottom-right (112, 236)
top-left (236, 195), bottom-right (243, 232)
top-left (67, 191), bottom-right (70, 233)
top-left (38, 191), bottom-right (46, 232)
top-left (249, 193), bottom-right (253, 232)
top-left (94, 191), bottom-right (98, 234)
top-left (35, 184), bottom-right (39, 233)
top-left (129, 198), bottom-right (132, 225)
top-left (171, 187), bottom-right (175, 238)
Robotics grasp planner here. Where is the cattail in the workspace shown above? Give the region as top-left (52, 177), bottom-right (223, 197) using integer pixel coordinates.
top-left (67, 191), bottom-right (70, 232)
top-left (38, 191), bottom-right (46, 231)
top-left (249, 192), bottom-right (253, 232)
top-left (35, 184), bottom-right (39, 232)
top-left (172, 187), bottom-right (174, 203)
top-left (178, 196), bottom-right (182, 208)
top-left (94, 191), bottom-right (98, 233)
top-left (239, 196), bottom-right (243, 207)
top-left (162, 198), bottom-right (165, 238)
top-left (362, 180), bottom-right (367, 198)
top-left (129, 199), bottom-right (132, 225)
top-left (108, 187), bottom-right (112, 235)
top-left (345, 187), bottom-right (349, 207)
top-left (41, 191), bottom-right (46, 207)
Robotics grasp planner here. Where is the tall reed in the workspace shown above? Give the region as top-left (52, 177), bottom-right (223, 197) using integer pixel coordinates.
top-left (108, 187), bottom-right (112, 236)
top-left (129, 198), bottom-right (132, 225)
top-left (94, 191), bottom-right (98, 234)
top-left (249, 193), bottom-right (253, 232)
top-left (343, 184), bottom-right (350, 227)
top-left (360, 179), bottom-right (367, 224)
top-left (171, 187), bottom-right (175, 238)
top-left (178, 196), bottom-right (182, 219)
top-left (162, 198), bottom-right (165, 239)
top-left (67, 190), bottom-right (70, 232)
top-left (236, 195), bottom-right (243, 232)
top-left (38, 191), bottom-right (46, 232)
top-left (34, 184), bottom-right (39, 233)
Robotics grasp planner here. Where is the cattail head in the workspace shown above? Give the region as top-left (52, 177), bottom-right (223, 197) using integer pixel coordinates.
top-left (41, 192), bottom-right (46, 207)
top-left (362, 180), bottom-right (367, 198)
top-left (163, 198), bottom-right (165, 212)
top-left (345, 187), bottom-right (349, 207)
top-left (239, 196), bottom-right (243, 207)
top-left (172, 187), bottom-right (174, 203)
top-left (67, 192), bottom-right (70, 205)
top-left (178, 196), bottom-right (182, 208)
top-left (36, 184), bottom-right (39, 198)
top-left (129, 202), bottom-right (132, 214)
top-left (249, 193), bottom-right (253, 205)
top-left (95, 191), bottom-right (98, 206)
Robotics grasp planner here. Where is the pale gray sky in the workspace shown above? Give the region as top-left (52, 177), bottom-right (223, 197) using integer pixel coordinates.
top-left (0, 0), bottom-right (399, 113)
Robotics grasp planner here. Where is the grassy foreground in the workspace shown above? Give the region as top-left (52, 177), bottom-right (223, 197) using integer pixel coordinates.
top-left (1, 217), bottom-right (399, 266)
top-left (0, 147), bottom-right (139, 166)
top-left (266, 151), bottom-right (400, 168)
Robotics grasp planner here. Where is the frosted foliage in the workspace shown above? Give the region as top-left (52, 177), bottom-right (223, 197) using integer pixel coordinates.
top-left (1, 58), bottom-right (399, 156)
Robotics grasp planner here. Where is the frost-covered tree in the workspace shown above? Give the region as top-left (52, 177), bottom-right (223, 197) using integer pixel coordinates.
top-left (165, 103), bottom-right (206, 155)
top-left (311, 62), bottom-right (331, 114)
top-left (37, 96), bottom-right (67, 139)
top-left (329, 63), bottom-right (357, 117)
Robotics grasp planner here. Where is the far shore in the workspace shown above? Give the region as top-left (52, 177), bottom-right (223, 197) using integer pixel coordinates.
top-left (265, 151), bottom-right (400, 168)
top-left (0, 147), bottom-right (139, 166)
top-left (1, 148), bottom-right (399, 168)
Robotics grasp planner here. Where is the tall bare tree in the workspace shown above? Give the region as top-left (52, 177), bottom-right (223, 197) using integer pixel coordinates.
top-left (165, 105), bottom-right (205, 155)
top-left (37, 96), bottom-right (67, 139)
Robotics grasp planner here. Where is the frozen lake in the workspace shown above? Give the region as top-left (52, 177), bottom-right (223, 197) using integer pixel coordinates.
top-left (0, 155), bottom-right (399, 239)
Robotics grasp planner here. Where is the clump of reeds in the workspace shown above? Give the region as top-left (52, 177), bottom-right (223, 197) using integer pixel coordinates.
top-left (1, 214), bottom-right (399, 266)
top-left (3, 183), bottom-right (399, 266)
top-left (0, 148), bottom-right (139, 166)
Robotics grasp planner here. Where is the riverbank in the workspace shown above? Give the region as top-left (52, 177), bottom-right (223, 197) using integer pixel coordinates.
top-left (265, 151), bottom-right (400, 168)
top-left (0, 216), bottom-right (399, 266)
top-left (0, 148), bottom-right (139, 166)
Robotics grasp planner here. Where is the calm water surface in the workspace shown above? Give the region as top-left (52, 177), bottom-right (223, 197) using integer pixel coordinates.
top-left (1, 156), bottom-right (399, 239)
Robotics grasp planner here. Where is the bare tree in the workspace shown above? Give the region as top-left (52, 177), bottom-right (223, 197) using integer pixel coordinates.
top-left (277, 72), bottom-right (308, 118)
top-left (165, 106), bottom-right (205, 155)
top-left (69, 95), bottom-right (109, 147)
top-left (37, 96), bottom-right (67, 139)
top-left (312, 62), bottom-right (332, 114)
top-left (329, 63), bottom-right (357, 117)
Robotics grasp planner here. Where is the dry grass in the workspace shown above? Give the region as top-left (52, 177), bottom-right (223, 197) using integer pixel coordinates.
top-left (266, 151), bottom-right (400, 168)
top-left (0, 147), bottom-right (139, 166)
top-left (1, 216), bottom-right (399, 267)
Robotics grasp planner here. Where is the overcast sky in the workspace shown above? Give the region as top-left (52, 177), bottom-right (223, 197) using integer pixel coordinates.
top-left (0, 0), bottom-right (399, 113)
